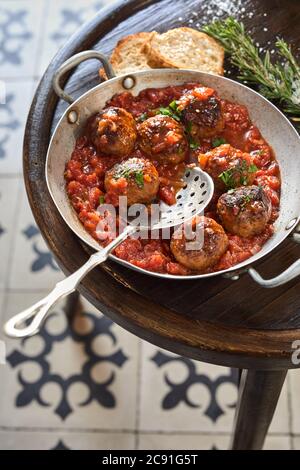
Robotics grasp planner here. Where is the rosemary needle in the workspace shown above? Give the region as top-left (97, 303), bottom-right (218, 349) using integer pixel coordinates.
top-left (203, 17), bottom-right (300, 123)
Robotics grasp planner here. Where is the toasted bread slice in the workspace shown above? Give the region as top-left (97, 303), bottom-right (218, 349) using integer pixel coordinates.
top-left (100, 32), bottom-right (154, 79)
top-left (145, 27), bottom-right (224, 75)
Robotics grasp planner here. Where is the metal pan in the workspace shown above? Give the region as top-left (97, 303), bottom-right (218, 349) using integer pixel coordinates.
top-left (47, 50), bottom-right (300, 287)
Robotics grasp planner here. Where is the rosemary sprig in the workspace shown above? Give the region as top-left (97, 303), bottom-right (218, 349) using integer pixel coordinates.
top-left (203, 17), bottom-right (300, 122)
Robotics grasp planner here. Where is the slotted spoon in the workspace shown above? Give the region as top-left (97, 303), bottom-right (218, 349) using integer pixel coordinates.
top-left (4, 167), bottom-right (213, 338)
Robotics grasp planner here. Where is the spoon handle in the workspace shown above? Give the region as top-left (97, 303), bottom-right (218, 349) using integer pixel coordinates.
top-left (4, 225), bottom-right (136, 338)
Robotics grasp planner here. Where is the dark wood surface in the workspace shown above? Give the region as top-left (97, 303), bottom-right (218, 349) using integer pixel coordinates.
top-left (24, 0), bottom-right (300, 370)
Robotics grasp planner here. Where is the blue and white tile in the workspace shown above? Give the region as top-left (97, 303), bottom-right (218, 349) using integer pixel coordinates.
top-left (0, 79), bottom-right (35, 174)
top-left (138, 433), bottom-right (291, 451)
top-left (0, 177), bottom-right (20, 289)
top-left (38, 0), bottom-right (117, 76)
top-left (139, 342), bottom-right (239, 433)
top-left (264, 435), bottom-right (291, 450)
top-left (0, 0), bottom-right (45, 78)
top-left (138, 433), bottom-right (231, 450)
top-left (0, 430), bottom-right (135, 450)
top-left (289, 369), bottom-right (300, 434)
top-left (139, 342), bottom-right (290, 434)
top-left (0, 293), bottom-right (139, 430)
top-left (8, 184), bottom-right (63, 289)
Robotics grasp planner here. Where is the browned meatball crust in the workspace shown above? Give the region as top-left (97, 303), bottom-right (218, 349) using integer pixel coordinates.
top-left (137, 115), bottom-right (188, 164)
top-left (105, 157), bottom-right (159, 206)
top-left (89, 107), bottom-right (137, 157)
top-left (170, 216), bottom-right (228, 271)
top-left (199, 144), bottom-right (257, 192)
top-left (217, 185), bottom-right (272, 238)
top-left (177, 86), bottom-right (224, 139)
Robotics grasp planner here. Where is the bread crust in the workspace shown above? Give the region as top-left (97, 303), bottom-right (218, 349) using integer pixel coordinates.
top-left (100, 27), bottom-right (225, 79)
top-left (100, 32), bottom-right (154, 79)
top-left (145, 27), bottom-right (224, 75)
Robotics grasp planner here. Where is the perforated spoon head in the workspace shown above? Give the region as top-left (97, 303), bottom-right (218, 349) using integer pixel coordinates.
top-left (151, 167), bottom-right (214, 231)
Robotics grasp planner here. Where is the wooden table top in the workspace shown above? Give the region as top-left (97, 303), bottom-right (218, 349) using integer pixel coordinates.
top-left (24, 0), bottom-right (300, 370)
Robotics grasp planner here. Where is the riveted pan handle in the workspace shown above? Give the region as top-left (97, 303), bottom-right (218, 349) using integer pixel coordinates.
top-left (248, 224), bottom-right (300, 288)
top-left (53, 50), bottom-right (116, 104)
top-left (248, 260), bottom-right (300, 288)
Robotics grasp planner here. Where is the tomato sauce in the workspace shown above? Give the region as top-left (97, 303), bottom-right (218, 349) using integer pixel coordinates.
top-left (65, 83), bottom-right (281, 275)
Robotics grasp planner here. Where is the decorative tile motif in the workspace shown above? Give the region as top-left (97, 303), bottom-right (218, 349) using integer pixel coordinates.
top-left (0, 293), bottom-right (139, 430)
top-left (151, 350), bottom-right (238, 422)
top-left (7, 311), bottom-right (128, 420)
top-left (38, 0), bottom-right (117, 76)
top-left (0, 178), bottom-right (20, 289)
top-left (22, 224), bottom-right (60, 274)
top-left (0, 430), bottom-right (135, 450)
top-left (8, 185), bottom-right (63, 288)
top-left (0, 80), bottom-right (35, 174)
top-left (140, 343), bottom-right (239, 432)
top-left (140, 342), bottom-right (290, 434)
top-left (0, 93), bottom-right (21, 159)
top-left (0, 0), bottom-right (45, 77)
top-left (51, 440), bottom-right (70, 450)
top-left (0, 8), bottom-right (32, 67)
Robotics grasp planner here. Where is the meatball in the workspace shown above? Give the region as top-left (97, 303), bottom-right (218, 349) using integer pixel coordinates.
top-left (105, 157), bottom-right (159, 206)
top-left (137, 115), bottom-right (188, 164)
top-left (89, 107), bottom-right (137, 157)
top-left (177, 86), bottom-right (224, 138)
top-left (199, 144), bottom-right (257, 192)
top-left (170, 216), bottom-right (228, 271)
top-left (217, 185), bottom-right (272, 238)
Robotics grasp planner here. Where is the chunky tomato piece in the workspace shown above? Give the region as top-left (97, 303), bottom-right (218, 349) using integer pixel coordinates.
top-left (65, 83), bottom-right (281, 276)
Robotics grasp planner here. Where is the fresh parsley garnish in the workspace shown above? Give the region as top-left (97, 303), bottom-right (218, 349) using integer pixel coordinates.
top-left (185, 121), bottom-right (200, 150)
top-left (115, 165), bottom-right (144, 188)
top-left (134, 170), bottom-right (144, 188)
top-left (157, 107), bottom-right (181, 122)
top-left (189, 140), bottom-right (200, 150)
top-left (99, 195), bottom-right (105, 205)
top-left (137, 112), bottom-right (148, 122)
top-left (219, 168), bottom-right (235, 188)
top-left (250, 149), bottom-right (264, 157)
top-left (156, 100), bottom-right (182, 122)
top-left (169, 100), bottom-right (180, 112)
top-left (212, 137), bottom-right (227, 148)
top-left (186, 121), bottom-right (193, 133)
top-left (240, 193), bottom-right (254, 209)
top-left (219, 160), bottom-right (258, 189)
top-left (249, 163), bottom-right (258, 173)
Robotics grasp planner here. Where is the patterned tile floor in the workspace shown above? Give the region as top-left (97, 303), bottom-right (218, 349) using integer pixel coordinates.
top-left (0, 0), bottom-right (299, 450)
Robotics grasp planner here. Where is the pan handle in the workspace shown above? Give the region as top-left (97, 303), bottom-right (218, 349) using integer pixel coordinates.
top-left (248, 224), bottom-right (300, 287)
top-left (53, 50), bottom-right (116, 104)
top-left (248, 260), bottom-right (300, 288)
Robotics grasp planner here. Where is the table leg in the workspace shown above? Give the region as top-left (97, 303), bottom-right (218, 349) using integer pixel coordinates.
top-left (64, 291), bottom-right (81, 321)
top-left (231, 369), bottom-right (287, 450)
top-left (237, 369), bottom-right (242, 386)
